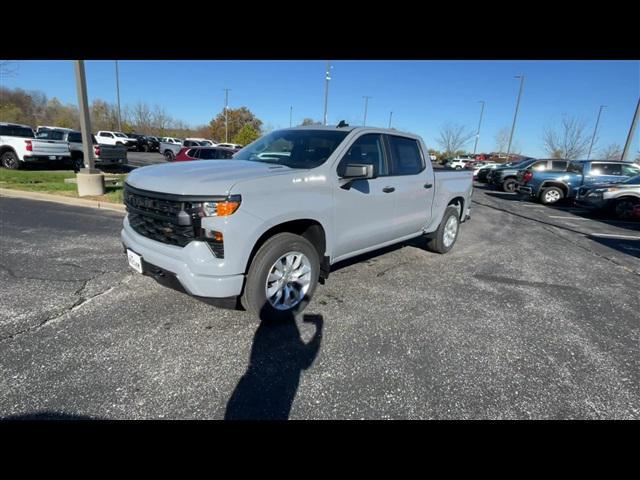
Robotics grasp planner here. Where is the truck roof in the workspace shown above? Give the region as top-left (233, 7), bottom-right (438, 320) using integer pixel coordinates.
top-left (0, 122), bottom-right (33, 129)
top-left (283, 125), bottom-right (420, 138)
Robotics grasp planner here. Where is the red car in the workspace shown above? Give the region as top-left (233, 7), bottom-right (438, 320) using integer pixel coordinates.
top-left (175, 146), bottom-right (236, 162)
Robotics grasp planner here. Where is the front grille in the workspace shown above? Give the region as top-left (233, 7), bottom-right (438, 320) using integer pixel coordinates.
top-left (124, 184), bottom-right (225, 256)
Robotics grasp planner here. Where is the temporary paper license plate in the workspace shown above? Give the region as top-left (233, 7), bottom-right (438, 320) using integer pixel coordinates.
top-left (127, 249), bottom-right (143, 274)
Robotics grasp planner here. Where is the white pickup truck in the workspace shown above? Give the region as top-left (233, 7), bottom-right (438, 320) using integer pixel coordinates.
top-left (96, 131), bottom-right (139, 150)
top-left (122, 125), bottom-right (473, 320)
top-left (1, 122), bottom-right (71, 169)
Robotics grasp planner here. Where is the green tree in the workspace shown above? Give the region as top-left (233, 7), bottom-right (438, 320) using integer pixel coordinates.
top-left (209, 107), bottom-right (262, 143)
top-left (232, 124), bottom-right (261, 146)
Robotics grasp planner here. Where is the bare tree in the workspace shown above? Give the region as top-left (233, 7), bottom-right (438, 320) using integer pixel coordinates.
top-left (436, 123), bottom-right (475, 157)
top-left (132, 101), bottom-right (153, 134)
top-left (152, 105), bottom-right (171, 136)
top-left (599, 143), bottom-right (623, 160)
top-left (543, 116), bottom-right (591, 160)
top-left (0, 61), bottom-right (19, 78)
top-left (494, 127), bottom-right (510, 154)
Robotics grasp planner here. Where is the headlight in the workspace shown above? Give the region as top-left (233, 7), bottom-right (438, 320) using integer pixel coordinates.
top-left (192, 195), bottom-right (241, 217)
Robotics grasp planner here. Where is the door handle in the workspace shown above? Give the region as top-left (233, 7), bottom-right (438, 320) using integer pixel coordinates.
top-left (424, 183), bottom-right (433, 189)
top-left (382, 186), bottom-right (395, 193)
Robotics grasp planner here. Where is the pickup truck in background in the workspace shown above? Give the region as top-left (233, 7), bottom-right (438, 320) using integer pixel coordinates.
top-left (96, 131), bottom-right (139, 150)
top-left (160, 139), bottom-right (203, 161)
top-left (121, 125), bottom-right (473, 319)
top-left (1, 122), bottom-right (71, 169)
top-left (516, 160), bottom-right (640, 205)
top-left (36, 127), bottom-right (128, 171)
top-left (487, 157), bottom-right (539, 192)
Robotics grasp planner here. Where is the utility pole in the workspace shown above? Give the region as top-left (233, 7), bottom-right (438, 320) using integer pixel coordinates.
top-left (506, 75), bottom-right (525, 161)
top-left (323, 61), bottom-right (332, 126)
top-left (223, 88), bottom-right (231, 143)
top-left (621, 97), bottom-right (640, 162)
top-left (388, 111), bottom-right (393, 129)
top-left (74, 60), bottom-right (104, 196)
top-left (363, 96), bottom-right (372, 126)
top-left (115, 60), bottom-right (122, 131)
top-left (473, 100), bottom-right (485, 155)
top-left (587, 105), bottom-right (606, 160)
top-left (289, 106), bottom-right (293, 127)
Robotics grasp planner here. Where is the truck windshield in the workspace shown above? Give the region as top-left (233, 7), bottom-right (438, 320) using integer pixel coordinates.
top-left (234, 129), bottom-right (349, 169)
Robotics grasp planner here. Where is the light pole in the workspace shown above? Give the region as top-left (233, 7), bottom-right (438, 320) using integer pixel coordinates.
top-left (323, 61), bottom-right (332, 126)
top-left (362, 96), bottom-right (372, 126)
top-left (74, 60), bottom-right (104, 196)
top-left (223, 88), bottom-right (231, 143)
top-left (506, 75), bottom-right (525, 160)
top-left (115, 60), bottom-right (122, 131)
top-left (587, 105), bottom-right (606, 160)
top-left (289, 106), bottom-right (293, 127)
top-left (388, 111), bottom-right (393, 129)
top-left (621, 97), bottom-right (640, 162)
top-left (473, 100), bottom-right (485, 155)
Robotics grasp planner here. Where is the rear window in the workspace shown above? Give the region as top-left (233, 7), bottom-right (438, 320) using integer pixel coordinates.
top-left (551, 161), bottom-right (568, 171)
top-left (386, 135), bottom-right (424, 175)
top-left (1, 125), bottom-right (35, 138)
top-left (36, 130), bottom-right (66, 141)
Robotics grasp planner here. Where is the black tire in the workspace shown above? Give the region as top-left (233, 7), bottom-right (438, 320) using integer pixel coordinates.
top-left (426, 205), bottom-right (461, 254)
top-left (539, 186), bottom-right (564, 205)
top-left (502, 178), bottom-right (517, 193)
top-left (72, 156), bottom-right (84, 172)
top-left (1, 151), bottom-right (20, 169)
top-left (612, 198), bottom-right (639, 220)
top-left (164, 150), bottom-right (175, 162)
top-left (143, 144), bottom-right (149, 152)
top-left (241, 233), bottom-right (320, 321)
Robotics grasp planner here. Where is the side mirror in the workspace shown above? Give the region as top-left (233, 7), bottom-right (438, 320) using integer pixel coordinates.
top-left (339, 163), bottom-right (375, 180)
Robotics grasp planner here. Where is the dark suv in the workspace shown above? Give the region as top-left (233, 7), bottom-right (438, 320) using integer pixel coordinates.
top-left (128, 133), bottom-right (152, 152)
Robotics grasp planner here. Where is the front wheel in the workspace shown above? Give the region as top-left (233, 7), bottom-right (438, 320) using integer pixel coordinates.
top-left (426, 205), bottom-right (461, 254)
top-left (241, 233), bottom-right (320, 320)
top-left (502, 178), bottom-right (517, 193)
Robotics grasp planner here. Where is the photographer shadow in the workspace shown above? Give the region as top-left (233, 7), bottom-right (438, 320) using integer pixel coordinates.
top-left (224, 309), bottom-right (323, 420)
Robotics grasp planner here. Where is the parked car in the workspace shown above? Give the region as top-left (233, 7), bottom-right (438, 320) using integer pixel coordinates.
top-left (446, 158), bottom-right (476, 170)
top-left (1, 122), bottom-right (71, 169)
top-left (471, 161), bottom-right (501, 178)
top-left (216, 142), bottom-right (244, 150)
top-left (476, 162), bottom-right (506, 183)
top-left (160, 139), bottom-right (206, 161)
top-left (96, 131), bottom-right (138, 149)
top-left (125, 133), bottom-right (152, 152)
top-left (574, 175), bottom-right (640, 218)
top-left (186, 137), bottom-right (217, 146)
top-left (144, 136), bottom-right (160, 152)
top-left (121, 125), bottom-right (473, 318)
top-left (175, 146), bottom-right (236, 162)
top-left (517, 160), bottom-right (640, 205)
top-left (486, 157), bottom-right (539, 192)
top-left (36, 128), bottom-right (128, 171)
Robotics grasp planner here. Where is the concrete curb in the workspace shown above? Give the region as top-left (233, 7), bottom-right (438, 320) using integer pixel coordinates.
top-left (0, 188), bottom-right (126, 214)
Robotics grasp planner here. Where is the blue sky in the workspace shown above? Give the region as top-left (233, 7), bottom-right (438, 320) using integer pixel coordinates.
top-left (2, 60), bottom-right (639, 157)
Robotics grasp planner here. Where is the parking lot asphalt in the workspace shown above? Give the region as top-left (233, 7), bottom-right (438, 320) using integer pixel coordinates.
top-left (0, 186), bottom-right (638, 420)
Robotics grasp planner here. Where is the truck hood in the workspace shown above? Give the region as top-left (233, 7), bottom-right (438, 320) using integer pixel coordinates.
top-left (125, 160), bottom-right (292, 196)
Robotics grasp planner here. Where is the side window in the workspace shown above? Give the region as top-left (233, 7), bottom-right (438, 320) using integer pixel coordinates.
top-left (591, 163), bottom-right (622, 176)
top-left (621, 164), bottom-right (640, 176)
top-left (386, 135), bottom-right (424, 176)
top-left (551, 161), bottom-right (568, 171)
top-left (68, 132), bottom-right (82, 143)
top-left (337, 134), bottom-right (387, 177)
top-left (531, 161), bottom-right (548, 171)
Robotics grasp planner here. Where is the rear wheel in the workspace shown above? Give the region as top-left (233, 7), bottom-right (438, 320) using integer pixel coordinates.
top-left (1, 151), bottom-right (20, 169)
top-left (540, 186), bottom-right (564, 205)
top-left (502, 178), bottom-right (517, 193)
top-left (426, 205), bottom-right (461, 254)
top-left (241, 233), bottom-right (320, 320)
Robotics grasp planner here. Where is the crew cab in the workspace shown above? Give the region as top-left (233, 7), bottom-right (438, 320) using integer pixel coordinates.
top-left (121, 125), bottom-right (473, 319)
top-left (36, 127), bottom-right (128, 171)
top-left (517, 160), bottom-right (640, 205)
top-left (575, 175), bottom-right (640, 218)
top-left (1, 122), bottom-right (71, 169)
top-left (96, 131), bottom-right (138, 149)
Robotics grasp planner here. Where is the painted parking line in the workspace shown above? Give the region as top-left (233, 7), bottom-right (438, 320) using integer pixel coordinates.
top-left (589, 233), bottom-right (640, 240)
top-left (548, 216), bottom-right (592, 220)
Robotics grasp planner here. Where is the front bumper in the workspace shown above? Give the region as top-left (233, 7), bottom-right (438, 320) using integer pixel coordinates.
top-left (515, 185), bottom-right (533, 195)
top-left (96, 157), bottom-right (128, 165)
top-left (121, 217), bottom-right (245, 298)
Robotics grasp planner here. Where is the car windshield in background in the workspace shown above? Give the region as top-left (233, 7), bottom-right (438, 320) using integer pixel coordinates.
top-left (234, 129), bottom-right (349, 169)
top-left (622, 175), bottom-right (640, 185)
top-left (115, 133), bottom-right (127, 137)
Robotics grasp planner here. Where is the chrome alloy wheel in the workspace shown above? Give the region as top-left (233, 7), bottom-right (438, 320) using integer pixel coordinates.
top-left (265, 251), bottom-right (312, 310)
top-left (443, 215), bottom-right (459, 248)
top-left (545, 189), bottom-right (561, 203)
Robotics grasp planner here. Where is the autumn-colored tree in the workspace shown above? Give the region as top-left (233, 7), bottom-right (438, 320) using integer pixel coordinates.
top-left (209, 107), bottom-right (262, 143)
top-left (299, 118), bottom-right (322, 126)
top-left (232, 124), bottom-right (261, 146)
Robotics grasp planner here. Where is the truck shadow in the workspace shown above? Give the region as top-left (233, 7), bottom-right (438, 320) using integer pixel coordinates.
top-left (224, 310), bottom-right (323, 420)
top-left (588, 237), bottom-right (640, 259)
top-left (330, 236), bottom-right (427, 274)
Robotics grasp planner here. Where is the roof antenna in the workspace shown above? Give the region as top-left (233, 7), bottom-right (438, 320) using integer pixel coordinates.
top-left (337, 120), bottom-right (349, 128)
